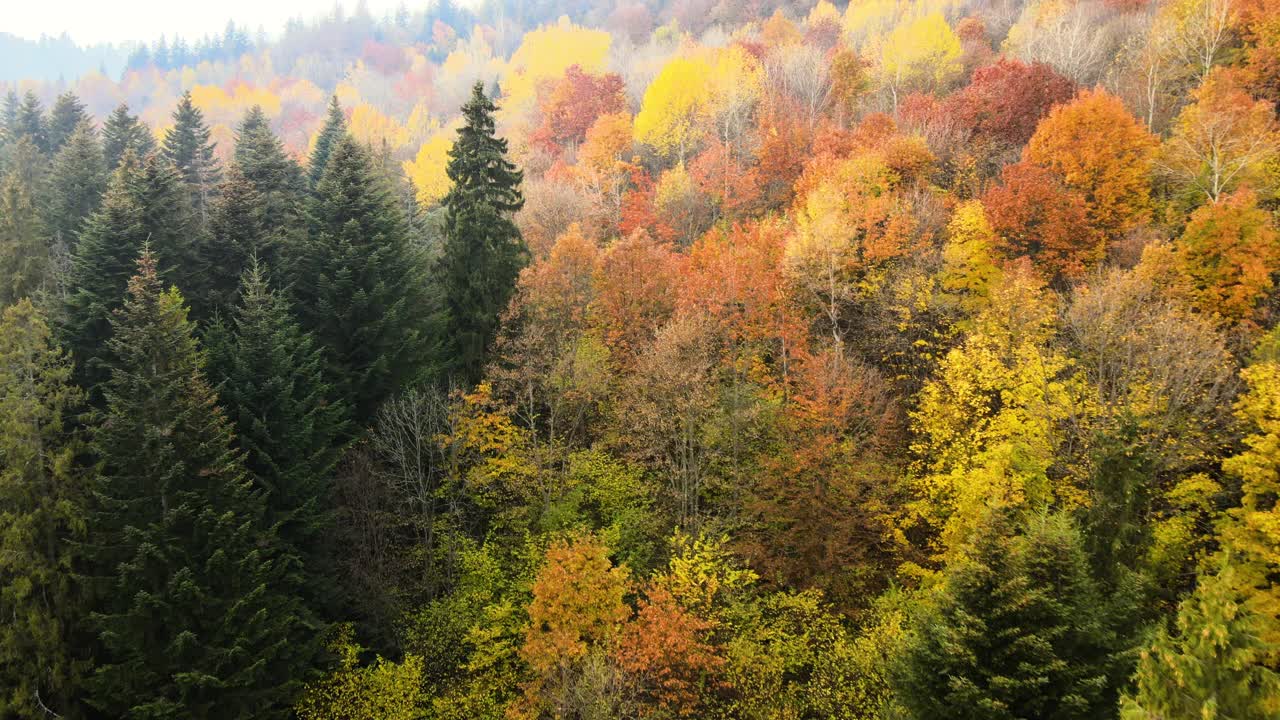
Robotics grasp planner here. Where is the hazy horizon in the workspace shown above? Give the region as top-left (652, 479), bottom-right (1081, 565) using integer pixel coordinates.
top-left (6, 0), bottom-right (432, 46)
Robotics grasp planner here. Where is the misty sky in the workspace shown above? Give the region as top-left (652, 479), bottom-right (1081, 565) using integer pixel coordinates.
top-left (6, 1), bottom-right (416, 46)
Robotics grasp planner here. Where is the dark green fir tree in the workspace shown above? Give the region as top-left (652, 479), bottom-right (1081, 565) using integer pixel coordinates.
top-left (296, 133), bottom-right (429, 426)
top-left (0, 300), bottom-right (89, 720)
top-left (46, 92), bottom-right (89, 155)
top-left (0, 169), bottom-right (52, 306)
top-left (436, 81), bottom-right (525, 387)
top-left (45, 120), bottom-right (107, 250)
top-left (231, 106), bottom-right (307, 274)
top-left (204, 262), bottom-right (348, 613)
top-left (13, 92), bottom-right (49, 155)
top-left (161, 91), bottom-right (220, 225)
top-left (101, 104), bottom-right (155, 171)
top-left (84, 250), bottom-right (318, 719)
top-left (306, 96), bottom-right (345, 188)
top-left (894, 513), bottom-right (1123, 720)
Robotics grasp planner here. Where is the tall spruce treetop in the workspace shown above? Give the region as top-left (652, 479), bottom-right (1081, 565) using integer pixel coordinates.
top-left (0, 300), bottom-right (88, 719)
top-left (298, 133), bottom-right (429, 426)
top-left (0, 92), bottom-right (18, 143)
top-left (0, 169), bottom-right (51, 307)
top-left (232, 106), bottom-right (307, 270)
top-left (204, 262), bottom-right (347, 611)
top-left (307, 96), bottom-right (346, 188)
top-left (62, 150), bottom-right (198, 393)
top-left (45, 120), bottom-right (107, 249)
top-left (101, 104), bottom-right (155, 171)
top-left (13, 92), bottom-right (49, 155)
top-left (162, 91), bottom-right (220, 225)
top-left (437, 81), bottom-right (526, 387)
top-left (85, 250), bottom-right (317, 719)
top-left (46, 93), bottom-right (88, 155)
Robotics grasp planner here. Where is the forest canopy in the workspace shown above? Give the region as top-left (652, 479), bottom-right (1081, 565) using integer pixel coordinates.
top-left (2, 0), bottom-right (1280, 718)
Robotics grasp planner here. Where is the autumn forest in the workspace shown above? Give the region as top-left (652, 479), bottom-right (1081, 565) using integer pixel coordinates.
top-left (1, 0), bottom-right (1279, 717)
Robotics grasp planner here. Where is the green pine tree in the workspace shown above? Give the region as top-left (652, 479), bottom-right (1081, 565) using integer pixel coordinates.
top-left (436, 81), bottom-right (525, 387)
top-left (1, 92), bottom-right (19, 143)
top-left (84, 250), bottom-right (319, 719)
top-left (45, 120), bottom-right (107, 250)
top-left (46, 92), bottom-right (89, 155)
top-left (202, 165), bottom-right (268, 315)
top-left (13, 92), bottom-right (49, 154)
top-left (894, 514), bottom-right (1122, 720)
top-left (231, 107), bottom-right (307, 278)
top-left (296, 133), bottom-right (430, 426)
top-left (101, 104), bottom-right (155, 171)
top-left (204, 262), bottom-right (348, 614)
top-left (1121, 561), bottom-right (1280, 720)
top-left (161, 91), bottom-right (220, 225)
top-left (0, 169), bottom-right (52, 306)
top-left (307, 96), bottom-right (346, 189)
top-left (0, 300), bottom-right (89, 719)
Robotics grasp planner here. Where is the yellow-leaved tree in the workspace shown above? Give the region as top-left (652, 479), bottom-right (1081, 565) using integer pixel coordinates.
top-left (634, 55), bottom-right (714, 162)
top-left (878, 12), bottom-right (963, 109)
top-left (403, 129), bottom-right (454, 207)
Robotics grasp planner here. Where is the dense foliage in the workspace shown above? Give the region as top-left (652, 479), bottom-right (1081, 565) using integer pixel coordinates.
top-left (2, 0), bottom-right (1280, 717)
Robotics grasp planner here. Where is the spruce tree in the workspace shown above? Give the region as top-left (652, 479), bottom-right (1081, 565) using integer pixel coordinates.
top-left (101, 104), bottom-right (155, 171)
top-left (307, 96), bottom-right (346, 188)
top-left (13, 92), bottom-right (49, 154)
top-left (204, 262), bottom-right (347, 613)
top-left (1, 92), bottom-right (19, 143)
top-left (46, 92), bottom-right (88, 155)
top-left (436, 81), bottom-right (525, 386)
top-left (84, 250), bottom-right (318, 719)
top-left (0, 169), bottom-right (52, 306)
top-left (1121, 562), bottom-right (1280, 720)
top-left (202, 165), bottom-right (268, 315)
top-left (0, 300), bottom-right (89, 719)
top-left (45, 120), bottom-right (107, 250)
top-left (161, 91), bottom-right (220, 225)
top-left (232, 106), bottom-right (307, 273)
top-left (297, 133), bottom-right (429, 425)
top-left (895, 514), bottom-right (1121, 720)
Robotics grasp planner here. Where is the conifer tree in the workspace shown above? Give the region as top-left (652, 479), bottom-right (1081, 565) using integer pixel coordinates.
top-left (13, 92), bottom-right (49, 154)
top-left (895, 514), bottom-right (1121, 720)
top-left (0, 169), bottom-right (51, 306)
top-left (1, 92), bottom-right (18, 142)
top-left (297, 133), bottom-right (429, 425)
top-left (307, 96), bottom-right (346, 188)
top-left (202, 165), bottom-right (268, 314)
top-left (436, 82), bottom-right (526, 386)
top-left (101, 104), bottom-right (155, 171)
top-left (205, 262), bottom-right (347, 612)
top-left (62, 150), bottom-right (198, 391)
top-left (1121, 562), bottom-right (1280, 720)
top-left (45, 120), bottom-right (107, 250)
top-left (84, 250), bottom-right (318, 719)
top-left (46, 92), bottom-right (88, 155)
top-left (232, 106), bottom-right (307, 271)
top-left (161, 91), bottom-right (220, 225)
top-left (0, 300), bottom-right (88, 719)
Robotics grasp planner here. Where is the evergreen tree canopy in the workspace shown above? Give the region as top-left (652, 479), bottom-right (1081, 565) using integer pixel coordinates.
top-left (102, 104), bottom-right (155, 171)
top-left (298, 133), bottom-right (430, 426)
top-left (307, 96), bottom-right (346, 189)
top-left (0, 169), bottom-right (51, 306)
top-left (13, 92), bottom-right (49, 155)
top-left (232, 106), bottom-right (307, 271)
top-left (894, 514), bottom-right (1122, 720)
top-left (1121, 562), bottom-right (1280, 720)
top-left (85, 250), bottom-right (318, 719)
top-left (161, 91), bottom-right (221, 224)
top-left (0, 300), bottom-right (88, 719)
top-left (46, 92), bottom-right (88, 155)
top-left (45, 120), bottom-right (107, 249)
top-left (205, 262), bottom-right (347, 611)
top-left (436, 81), bottom-right (526, 387)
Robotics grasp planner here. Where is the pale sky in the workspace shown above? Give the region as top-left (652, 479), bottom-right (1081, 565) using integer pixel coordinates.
top-left (5, 1), bottom-right (414, 46)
